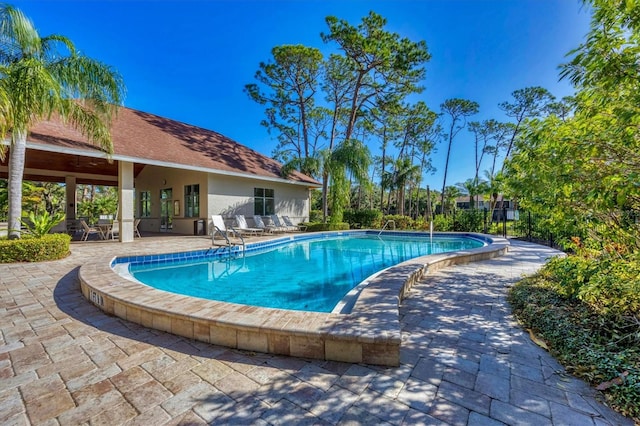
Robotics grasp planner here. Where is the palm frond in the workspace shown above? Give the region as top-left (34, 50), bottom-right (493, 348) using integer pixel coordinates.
top-left (49, 55), bottom-right (125, 112)
top-left (0, 5), bottom-right (40, 59)
top-left (61, 100), bottom-right (114, 155)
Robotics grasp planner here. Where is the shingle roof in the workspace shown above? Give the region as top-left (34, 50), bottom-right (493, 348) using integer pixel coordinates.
top-left (26, 106), bottom-right (320, 186)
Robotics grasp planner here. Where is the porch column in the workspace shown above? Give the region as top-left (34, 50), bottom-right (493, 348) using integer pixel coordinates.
top-left (118, 161), bottom-right (135, 242)
top-left (65, 176), bottom-right (76, 220)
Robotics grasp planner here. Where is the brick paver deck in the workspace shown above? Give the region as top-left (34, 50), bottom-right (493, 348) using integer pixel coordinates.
top-left (0, 235), bottom-right (633, 425)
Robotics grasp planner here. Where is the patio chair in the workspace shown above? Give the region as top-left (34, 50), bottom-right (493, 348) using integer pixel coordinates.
top-left (66, 219), bottom-right (81, 235)
top-left (253, 215), bottom-right (275, 234)
top-left (107, 220), bottom-right (119, 240)
top-left (134, 218), bottom-right (141, 238)
top-left (234, 215), bottom-right (264, 236)
top-left (80, 220), bottom-right (100, 241)
top-left (282, 215), bottom-right (307, 232)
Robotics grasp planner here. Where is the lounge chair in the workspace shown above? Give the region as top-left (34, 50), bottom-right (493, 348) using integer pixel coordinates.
top-left (253, 215), bottom-right (275, 233)
top-left (270, 215), bottom-right (293, 233)
top-left (282, 215), bottom-right (307, 232)
top-left (211, 215), bottom-right (238, 240)
top-left (234, 215), bottom-right (264, 236)
top-left (80, 220), bottom-right (100, 241)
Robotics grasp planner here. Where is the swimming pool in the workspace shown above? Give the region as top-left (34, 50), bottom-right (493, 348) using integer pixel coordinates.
top-left (120, 233), bottom-right (485, 312)
top-left (81, 231), bottom-right (508, 366)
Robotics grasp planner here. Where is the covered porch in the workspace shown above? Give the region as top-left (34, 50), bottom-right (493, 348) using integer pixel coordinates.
top-left (1, 145), bottom-right (142, 242)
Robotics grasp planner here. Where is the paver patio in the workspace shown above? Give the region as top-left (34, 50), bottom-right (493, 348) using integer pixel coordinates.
top-left (0, 235), bottom-right (633, 425)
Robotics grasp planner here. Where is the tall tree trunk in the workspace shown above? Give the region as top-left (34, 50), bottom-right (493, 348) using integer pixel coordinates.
top-left (322, 108), bottom-right (340, 223)
top-left (408, 184), bottom-right (413, 218)
top-left (8, 131), bottom-right (27, 239)
top-left (380, 134), bottom-right (387, 213)
top-left (322, 170), bottom-right (329, 223)
top-left (398, 186), bottom-right (404, 216)
top-left (440, 133), bottom-right (454, 213)
top-left (344, 72), bottom-right (365, 143)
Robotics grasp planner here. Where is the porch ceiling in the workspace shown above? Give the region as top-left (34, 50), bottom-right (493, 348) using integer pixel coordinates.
top-left (0, 148), bottom-right (146, 186)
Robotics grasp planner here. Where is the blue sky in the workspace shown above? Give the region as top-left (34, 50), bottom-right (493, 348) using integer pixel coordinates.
top-left (19, 0), bottom-right (591, 190)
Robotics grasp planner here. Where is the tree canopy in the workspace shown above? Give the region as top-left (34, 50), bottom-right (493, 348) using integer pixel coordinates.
top-left (247, 11), bottom-right (432, 222)
top-left (505, 0), bottom-right (640, 248)
top-left (0, 4), bottom-right (125, 238)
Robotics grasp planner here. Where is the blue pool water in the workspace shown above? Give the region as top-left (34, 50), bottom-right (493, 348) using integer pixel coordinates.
top-left (125, 233), bottom-right (484, 313)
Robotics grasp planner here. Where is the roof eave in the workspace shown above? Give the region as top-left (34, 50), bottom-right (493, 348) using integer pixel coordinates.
top-left (3, 139), bottom-right (322, 188)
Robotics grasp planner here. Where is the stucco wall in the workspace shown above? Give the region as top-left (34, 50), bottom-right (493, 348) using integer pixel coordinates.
top-left (134, 165), bottom-right (311, 234)
top-left (134, 166), bottom-right (208, 234)
top-left (208, 175), bottom-right (310, 225)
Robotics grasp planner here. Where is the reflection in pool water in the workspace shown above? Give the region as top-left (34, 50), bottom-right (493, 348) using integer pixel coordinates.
top-left (126, 233), bottom-right (484, 312)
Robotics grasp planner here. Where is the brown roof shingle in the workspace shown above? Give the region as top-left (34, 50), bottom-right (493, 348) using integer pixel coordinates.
top-left (27, 106), bottom-right (320, 186)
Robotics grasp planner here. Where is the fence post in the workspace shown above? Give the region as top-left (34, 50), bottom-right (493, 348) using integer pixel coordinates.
top-left (483, 208), bottom-right (488, 233)
top-left (528, 211), bottom-right (532, 242)
top-left (502, 206), bottom-right (507, 237)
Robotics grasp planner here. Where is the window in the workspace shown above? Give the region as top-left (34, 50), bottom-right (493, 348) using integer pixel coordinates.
top-left (139, 191), bottom-right (151, 217)
top-left (184, 184), bottom-right (200, 218)
top-left (254, 188), bottom-right (275, 215)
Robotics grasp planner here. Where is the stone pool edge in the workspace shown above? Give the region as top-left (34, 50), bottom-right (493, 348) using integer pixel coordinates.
top-left (78, 232), bottom-right (509, 367)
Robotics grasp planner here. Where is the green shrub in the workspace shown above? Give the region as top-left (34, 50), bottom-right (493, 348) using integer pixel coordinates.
top-left (413, 217), bottom-right (431, 231)
top-left (543, 255), bottom-right (596, 299)
top-left (543, 253), bottom-right (640, 317)
top-left (0, 233), bottom-right (71, 263)
top-left (432, 214), bottom-right (453, 231)
top-left (343, 209), bottom-right (383, 229)
top-left (382, 214), bottom-right (414, 230)
top-left (21, 211), bottom-right (66, 238)
top-left (309, 209), bottom-right (323, 223)
top-left (509, 275), bottom-right (640, 421)
top-left (581, 262), bottom-right (640, 316)
top-left (453, 209), bottom-right (484, 232)
top-left (305, 222), bottom-right (350, 232)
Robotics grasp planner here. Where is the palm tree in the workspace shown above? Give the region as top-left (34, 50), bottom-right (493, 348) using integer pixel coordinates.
top-left (326, 138), bottom-right (370, 224)
top-left (456, 177), bottom-right (488, 210)
top-left (391, 157), bottom-right (420, 216)
top-left (483, 170), bottom-right (504, 224)
top-left (442, 185), bottom-right (462, 216)
top-left (0, 5), bottom-right (125, 239)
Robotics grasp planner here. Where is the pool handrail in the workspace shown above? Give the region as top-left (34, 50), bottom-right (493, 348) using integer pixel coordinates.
top-left (378, 219), bottom-right (396, 235)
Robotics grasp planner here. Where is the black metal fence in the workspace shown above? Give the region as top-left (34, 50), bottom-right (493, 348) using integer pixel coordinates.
top-left (451, 207), bottom-right (558, 248)
top-left (507, 210), bottom-right (557, 247)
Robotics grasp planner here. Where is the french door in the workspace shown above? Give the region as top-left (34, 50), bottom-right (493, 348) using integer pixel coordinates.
top-left (160, 188), bottom-right (173, 232)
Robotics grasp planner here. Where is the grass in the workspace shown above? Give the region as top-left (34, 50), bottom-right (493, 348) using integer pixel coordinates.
top-left (508, 274), bottom-right (640, 422)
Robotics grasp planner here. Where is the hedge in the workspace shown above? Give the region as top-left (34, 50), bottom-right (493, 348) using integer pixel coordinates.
top-left (0, 233), bottom-right (71, 263)
top-left (343, 209), bottom-right (383, 229)
top-left (305, 222), bottom-right (350, 232)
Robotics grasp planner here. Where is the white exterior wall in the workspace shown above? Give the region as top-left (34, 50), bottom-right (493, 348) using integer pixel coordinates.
top-left (208, 175), bottom-right (310, 225)
top-left (135, 165), bottom-right (313, 234)
top-left (134, 166), bottom-right (209, 234)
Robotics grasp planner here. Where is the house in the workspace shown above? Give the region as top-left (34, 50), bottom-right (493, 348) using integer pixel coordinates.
top-left (0, 107), bottom-right (321, 241)
top-left (455, 195), bottom-right (517, 221)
